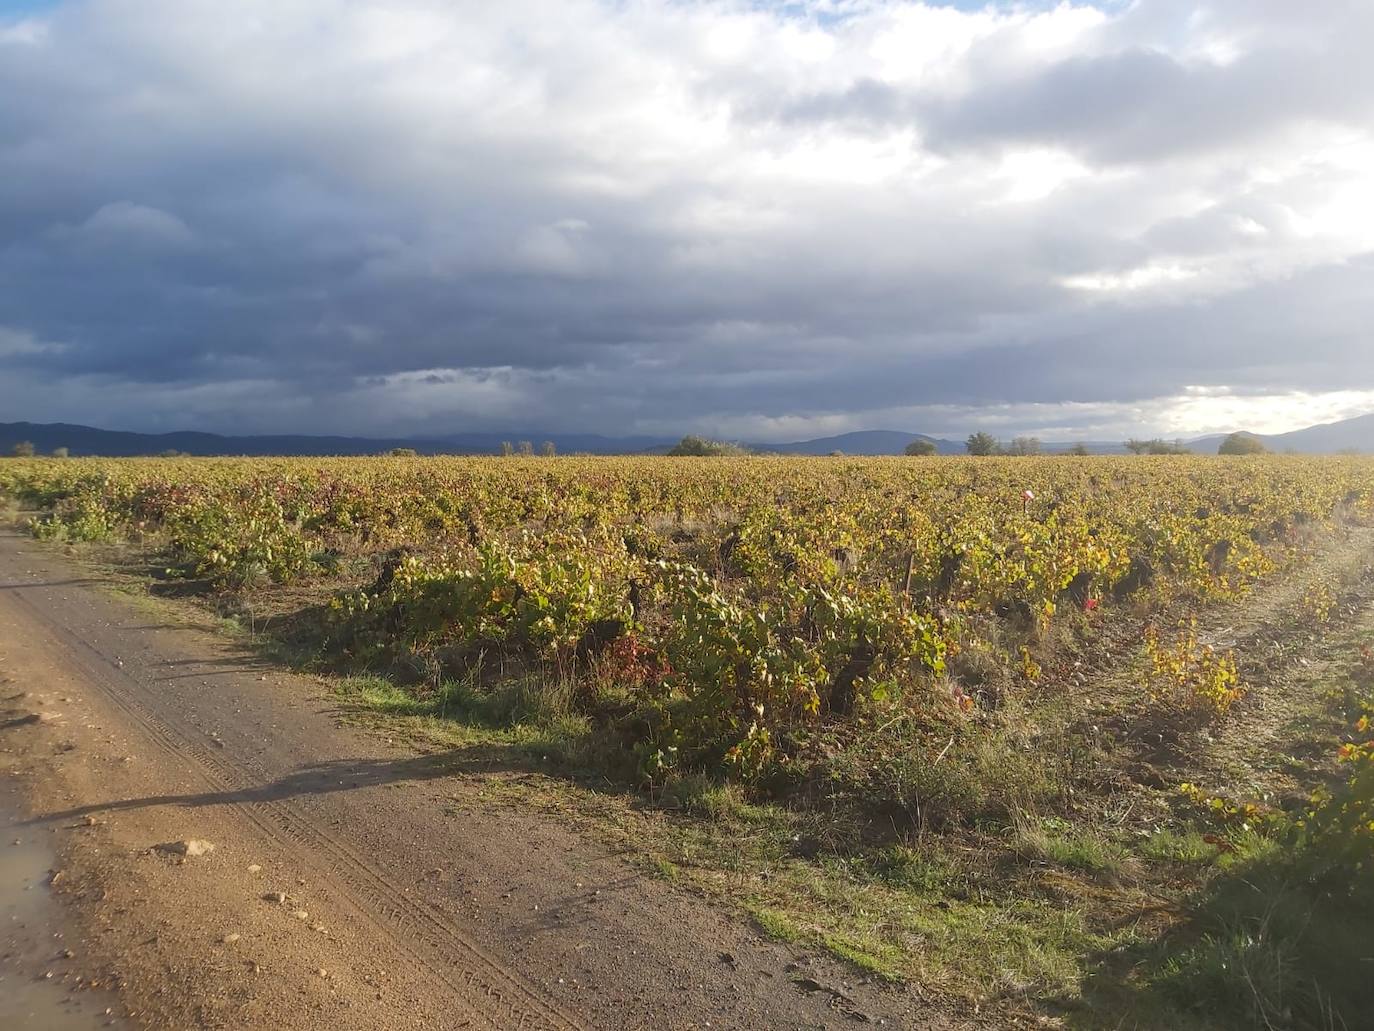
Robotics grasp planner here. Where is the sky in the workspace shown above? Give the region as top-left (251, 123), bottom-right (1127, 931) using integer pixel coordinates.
top-left (1, 0), bottom-right (1372, 443)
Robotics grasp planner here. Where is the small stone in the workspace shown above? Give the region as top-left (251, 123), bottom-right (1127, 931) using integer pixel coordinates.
top-left (262, 891), bottom-right (288, 904)
top-left (317, 968), bottom-right (328, 978)
top-left (221, 933), bottom-right (240, 944)
top-left (293, 910), bottom-right (310, 921)
top-left (155, 839), bottom-right (214, 858)
top-left (247, 864), bottom-right (262, 874)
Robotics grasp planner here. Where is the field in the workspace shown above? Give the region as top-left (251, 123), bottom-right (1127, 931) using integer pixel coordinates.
top-left (3, 454), bottom-right (1373, 1029)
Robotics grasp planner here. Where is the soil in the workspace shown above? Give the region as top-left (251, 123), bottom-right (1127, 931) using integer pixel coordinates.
top-left (0, 527), bottom-right (960, 1031)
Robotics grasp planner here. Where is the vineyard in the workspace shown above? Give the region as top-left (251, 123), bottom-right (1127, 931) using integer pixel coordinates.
top-left (3, 454), bottom-right (1373, 1027)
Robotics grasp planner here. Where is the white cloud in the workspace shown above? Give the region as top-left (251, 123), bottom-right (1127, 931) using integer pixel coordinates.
top-left (1156, 386), bottom-right (1374, 437)
top-left (62, 201), bottom-right (195, 248)
top-left (0, 326), bottom-right (62, 358)
top-left (1062, 262), bottom-right (1199, 294)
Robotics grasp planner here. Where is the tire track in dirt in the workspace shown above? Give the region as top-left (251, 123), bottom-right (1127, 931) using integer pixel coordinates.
top-left (0, 533), bottom-right (582, 1030)
top-left (1195, 526), bottom-right (1374, 792)
top-left (1098, 524), bottom-right (1374, 797)
top-left (3, 562), bottom-right (583, 1031)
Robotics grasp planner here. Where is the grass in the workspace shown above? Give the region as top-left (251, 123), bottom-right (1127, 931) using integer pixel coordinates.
top-left (750, 906), bottom-right (802, 943)
top-left (1086, 830), bottom-right (1374, 1031)
top-left (1014, 823), bottom-right (1127, 875)
top-left (328, 669), bottom-right (1133, 1000)
top-left (1137, 828), bottom-right (1218, 866)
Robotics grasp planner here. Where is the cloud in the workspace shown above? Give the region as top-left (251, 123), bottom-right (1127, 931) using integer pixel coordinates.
top-left (0, 325), bottom-right (65, 359)
top-left (49, 201), bottom-right (195, 250)
top-left (0, 0), bottom-right (1371, 440)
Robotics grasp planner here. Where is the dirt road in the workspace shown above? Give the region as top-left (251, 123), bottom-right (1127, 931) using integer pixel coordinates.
top-left (0, 529), bottom-right (931, 1030)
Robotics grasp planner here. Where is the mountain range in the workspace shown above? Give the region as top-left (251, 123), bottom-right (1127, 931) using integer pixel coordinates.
top-left (0, 415), bottom-right (1370, 458)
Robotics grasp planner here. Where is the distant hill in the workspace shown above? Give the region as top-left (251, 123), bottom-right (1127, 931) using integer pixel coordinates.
top-left (753, 430), bottom-right (962, 456)
top-left (1185, 415), bottom-right (1372, 455)
top-left (1263, 413), bottom-right (1374, 454)
top-left (1, 413), bottom-right (1370, 458)
top-left (0, 422), bottom-right (675, 457)
top-left (762, 415), bottom-right (1369, 456)
top-left (0, 421), bottom-right (428, 457)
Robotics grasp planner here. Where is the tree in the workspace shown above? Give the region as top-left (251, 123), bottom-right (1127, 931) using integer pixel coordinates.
top-left (1218, 432), bottom-right (1267, 456)
top-left (541, 440), bottom-right (557, 457)
top-left (1005, 436), bottom-right (1042, 457)
top-left (903, 439), bottom-right (938, 456)
top-left (965, 432), bottom-right (998, 456)
top-left (1068, 442), bottom-right (1090, 456)
top-left (10, 441), bottom-right (35, 457)
top-left (517, 440), bottom-right (534, 457)
top-left (499, 441), bottom-right (514, 456)
top-left (50, 447), bottom-right (69, 458)
top-left (387, 447), bottom-right (417, 457)
top-left (667, 435), bottom-right (746, 456)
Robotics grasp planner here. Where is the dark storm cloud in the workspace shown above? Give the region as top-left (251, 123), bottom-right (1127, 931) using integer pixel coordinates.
top-left (0, 0), bottom-right (1372, 440)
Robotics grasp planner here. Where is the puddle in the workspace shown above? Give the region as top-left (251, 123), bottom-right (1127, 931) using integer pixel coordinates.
top-left (1, 790), bottom-right (128, 1030)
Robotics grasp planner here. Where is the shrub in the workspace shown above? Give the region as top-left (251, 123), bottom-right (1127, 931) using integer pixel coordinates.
top-left (1143, 620), bottom-right (1244, 724)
